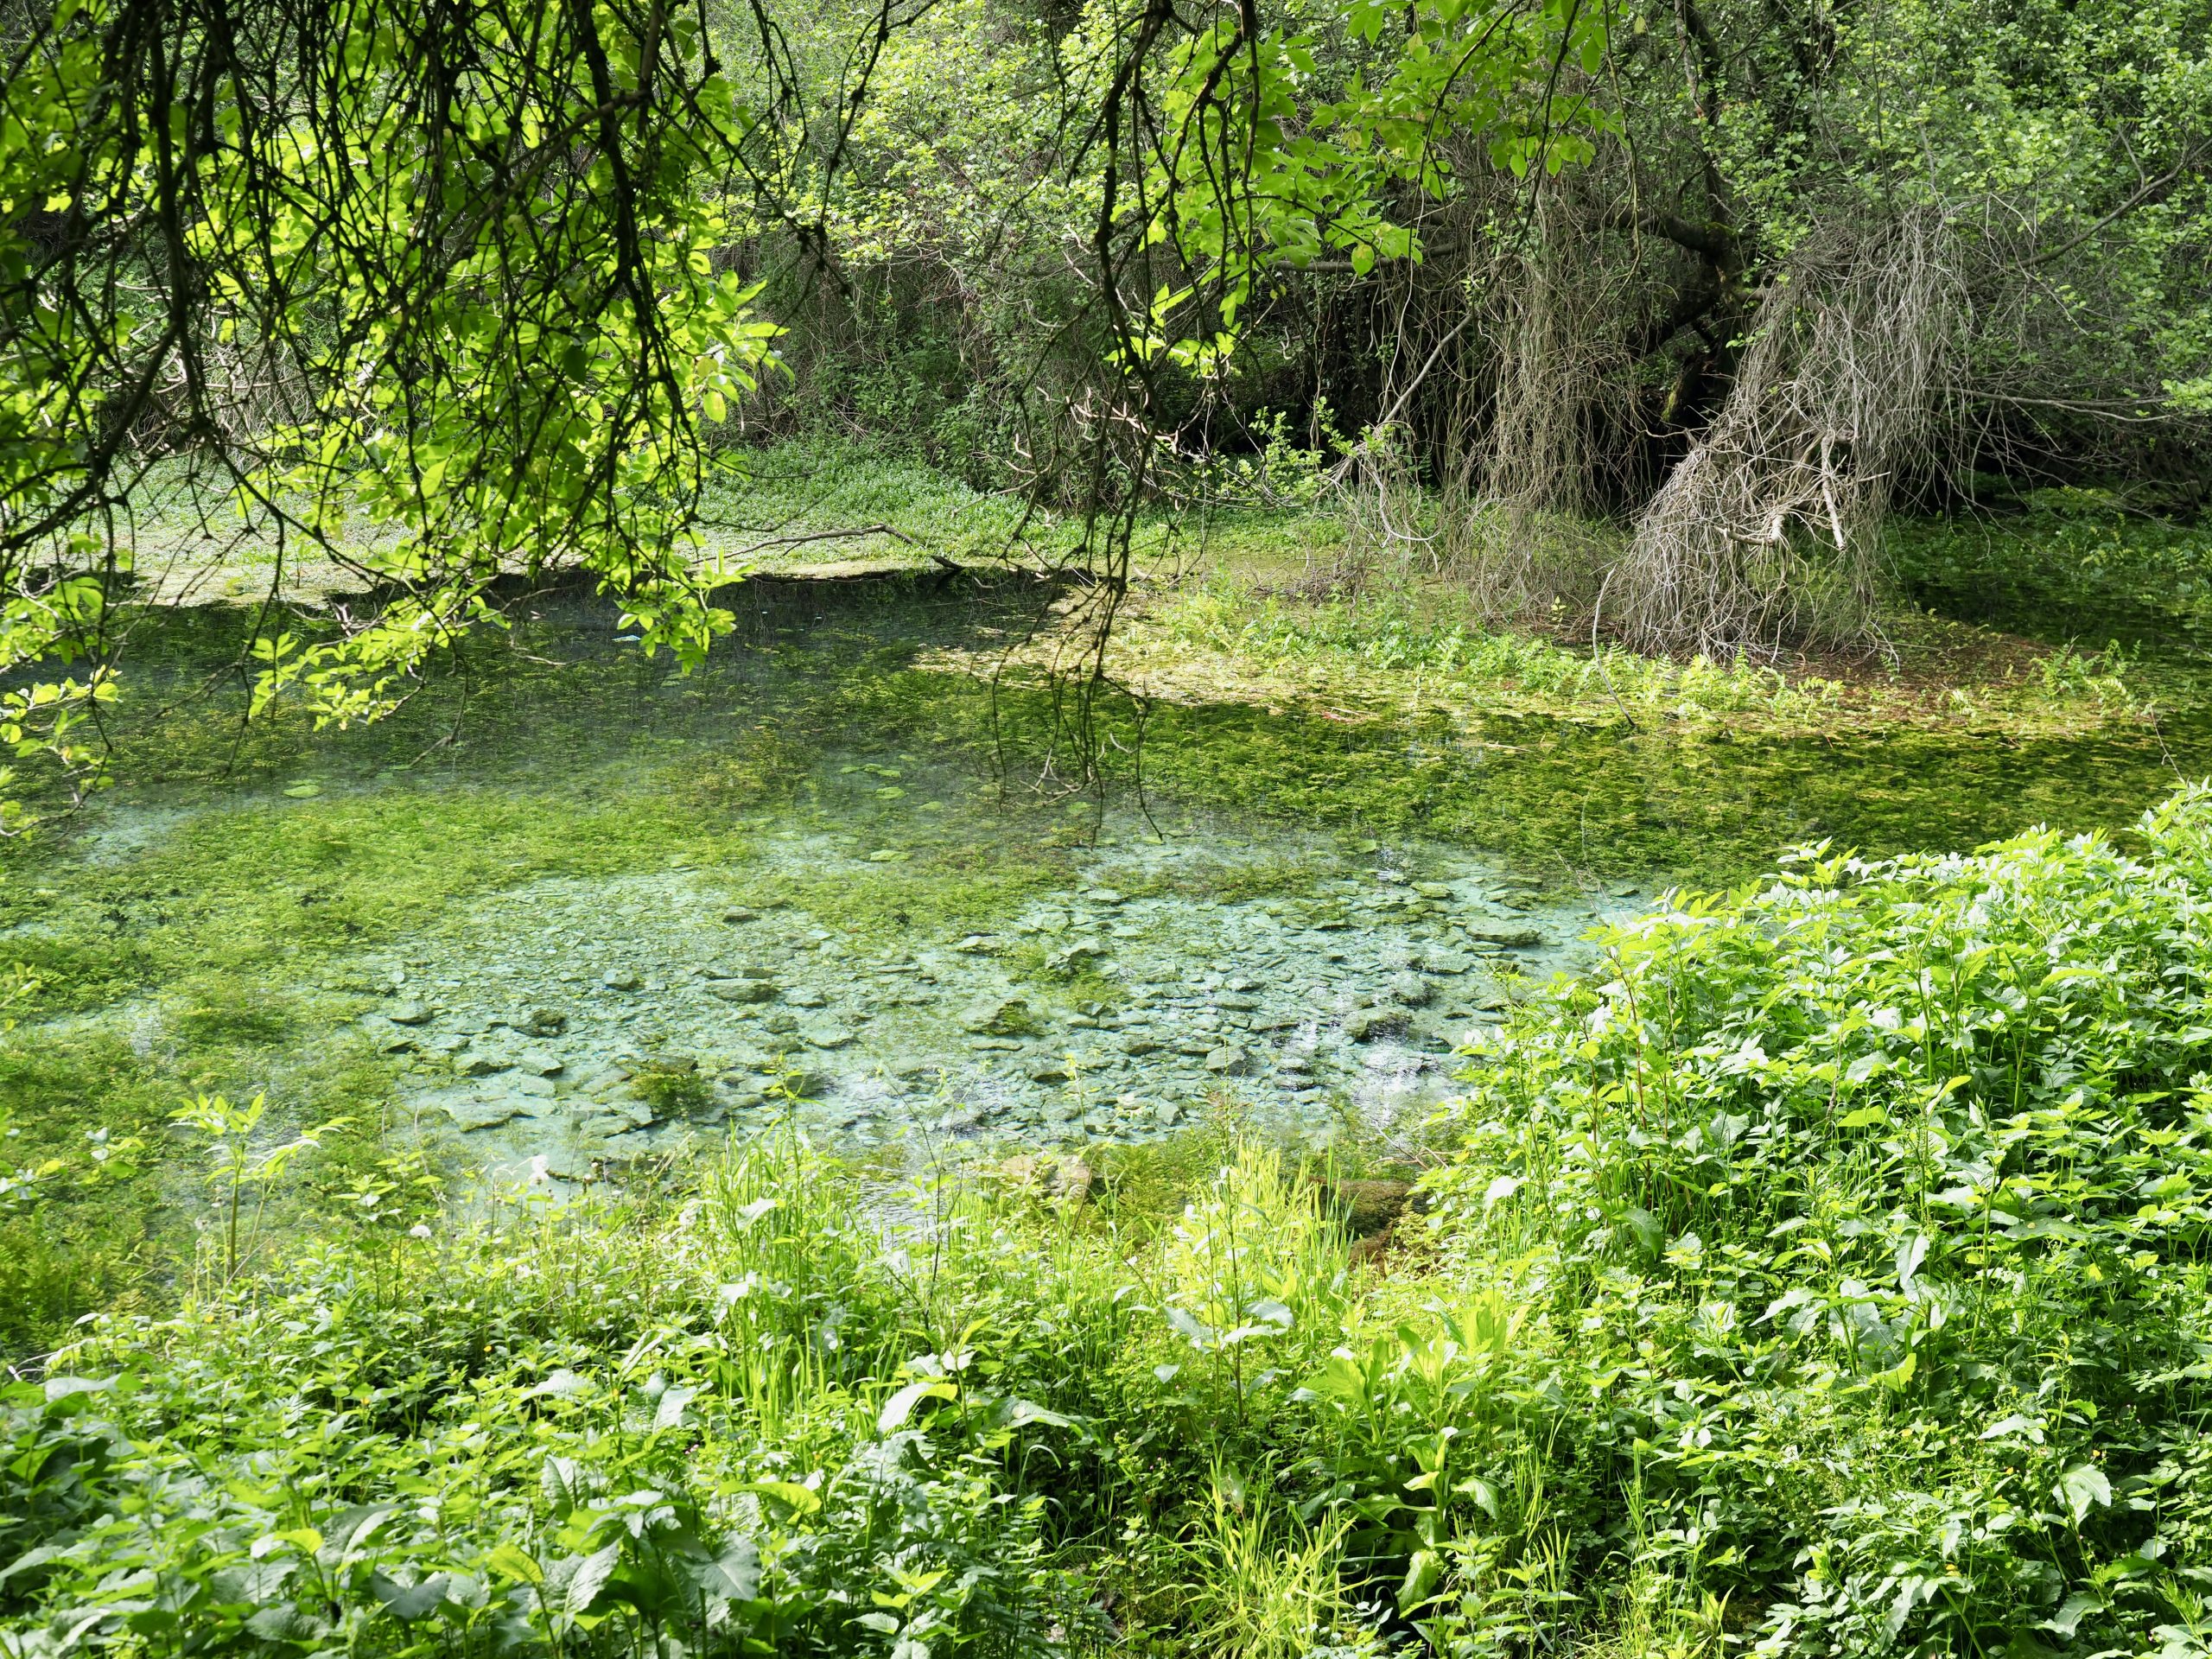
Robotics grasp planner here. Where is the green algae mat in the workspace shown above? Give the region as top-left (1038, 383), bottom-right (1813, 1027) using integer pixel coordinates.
top-left (4, 560), bottom-right (2209, 1252)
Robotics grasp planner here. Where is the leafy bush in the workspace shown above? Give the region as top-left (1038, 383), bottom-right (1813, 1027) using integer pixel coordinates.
top-left (1414, 786), bottom-right (2212, 1655)
top-left (0, 1141), bottom-right (1100, 1657)
top-left (1893, 503), bottom-right (2212, 647)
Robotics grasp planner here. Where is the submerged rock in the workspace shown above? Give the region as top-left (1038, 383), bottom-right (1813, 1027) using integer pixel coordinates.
top-left (1389, 972), bottom-right (1434, 1007)
top-left (1343, 1006), bottom-right (1410, 1042)
top-left (582, 1104), bottom-right (655, 1138)
top-left (386, 999), bottom-right (434, 1026)
top-left (364, 799), bottom-right (1611, 1166)
top-left (709, 977), bottom-right (778, 1004)
top-left (960, 995), bottom-right (1040, 1038)
top-left (434, 1087), bottom-right (537, 1131)
top-left (1046, 938), bottom-right (1107, 974)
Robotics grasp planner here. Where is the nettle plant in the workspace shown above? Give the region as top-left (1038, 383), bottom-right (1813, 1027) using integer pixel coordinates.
top-left (0, 1134), bottom-right (1091, 1659)
top-left (1412, 785), bottom-right (2212, 1656)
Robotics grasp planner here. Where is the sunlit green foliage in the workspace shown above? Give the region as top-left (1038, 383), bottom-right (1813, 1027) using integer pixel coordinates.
top-left (11, 791), bottom-right (2212, 1654)
top-left (1, 0), bottom-right (780, 824)
top-left (1418, 789), bottom-right (2212, 1654)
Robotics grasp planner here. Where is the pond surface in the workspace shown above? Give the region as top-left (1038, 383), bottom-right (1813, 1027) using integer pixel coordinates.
top-left (6, 568), bottom-right (2209, 1184)
top-left (352, 791), bottom-right (1637, 1178)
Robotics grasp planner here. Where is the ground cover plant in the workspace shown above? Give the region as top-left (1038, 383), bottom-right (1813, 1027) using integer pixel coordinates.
top-left (10, 788), bottom-right (2212, 1656)
top-left (1107, 575), bottom-right (2147, 740)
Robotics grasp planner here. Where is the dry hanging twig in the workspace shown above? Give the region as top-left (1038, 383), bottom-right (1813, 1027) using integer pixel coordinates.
top-left (1609, 207), bottom-right (1967, 658)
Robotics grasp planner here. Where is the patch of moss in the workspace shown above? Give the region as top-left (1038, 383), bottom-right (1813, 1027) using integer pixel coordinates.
top-left (171, 982), bottom-right (298, 1048)
top-left (757, 855), bottom-right (1060, 942)
top-left (634, 1065), bottom-right (715, 1118)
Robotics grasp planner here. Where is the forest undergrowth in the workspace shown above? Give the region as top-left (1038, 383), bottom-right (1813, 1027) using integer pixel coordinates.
top-left (9, 787), bottom-right (2212, 1657)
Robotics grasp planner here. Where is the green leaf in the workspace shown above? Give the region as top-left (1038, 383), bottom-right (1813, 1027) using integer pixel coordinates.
top-left (1456, 1476), bottom-right (1501, 1518)
top-left (372, 1573), bottom-right (450, 1622)
top-left (2057, 1463), bottom-right (2111, 1523)
top-left (734, 1481), bottom-right (821, 1516)
top-left (484, 1543), bottom-right (542, 1586)
top-left (1399, 1548), bottom-right (1443, 1611)
top-left (878, 1379), bottom-right (957, 1433)
top-left (566, 1541), bottom-right (622, 1616)
top-left (702, 1537), bottom-right (760, 1601)
top-left (652, 1385), bottom-right (695, 1430)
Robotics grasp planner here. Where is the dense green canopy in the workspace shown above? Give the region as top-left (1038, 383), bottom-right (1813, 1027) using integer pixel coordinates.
top-left (2, 0), bottom-right (2207, 807)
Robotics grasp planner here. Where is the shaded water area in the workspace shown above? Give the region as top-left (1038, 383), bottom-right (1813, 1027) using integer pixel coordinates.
top-left (5, 567), bottom-right (2209, 1185)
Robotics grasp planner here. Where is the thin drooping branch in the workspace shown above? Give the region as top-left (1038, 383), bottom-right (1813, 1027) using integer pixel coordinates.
top-left (1609, 208), bottom-right (1967, 658)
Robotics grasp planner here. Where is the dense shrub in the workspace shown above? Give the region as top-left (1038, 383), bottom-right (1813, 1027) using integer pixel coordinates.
top-left (1416, 785), bottom-right (2212, 1655)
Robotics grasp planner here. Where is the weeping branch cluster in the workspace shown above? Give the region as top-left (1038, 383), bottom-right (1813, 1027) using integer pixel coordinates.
top-left (1610, 210), bottom-right (1967, 656)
